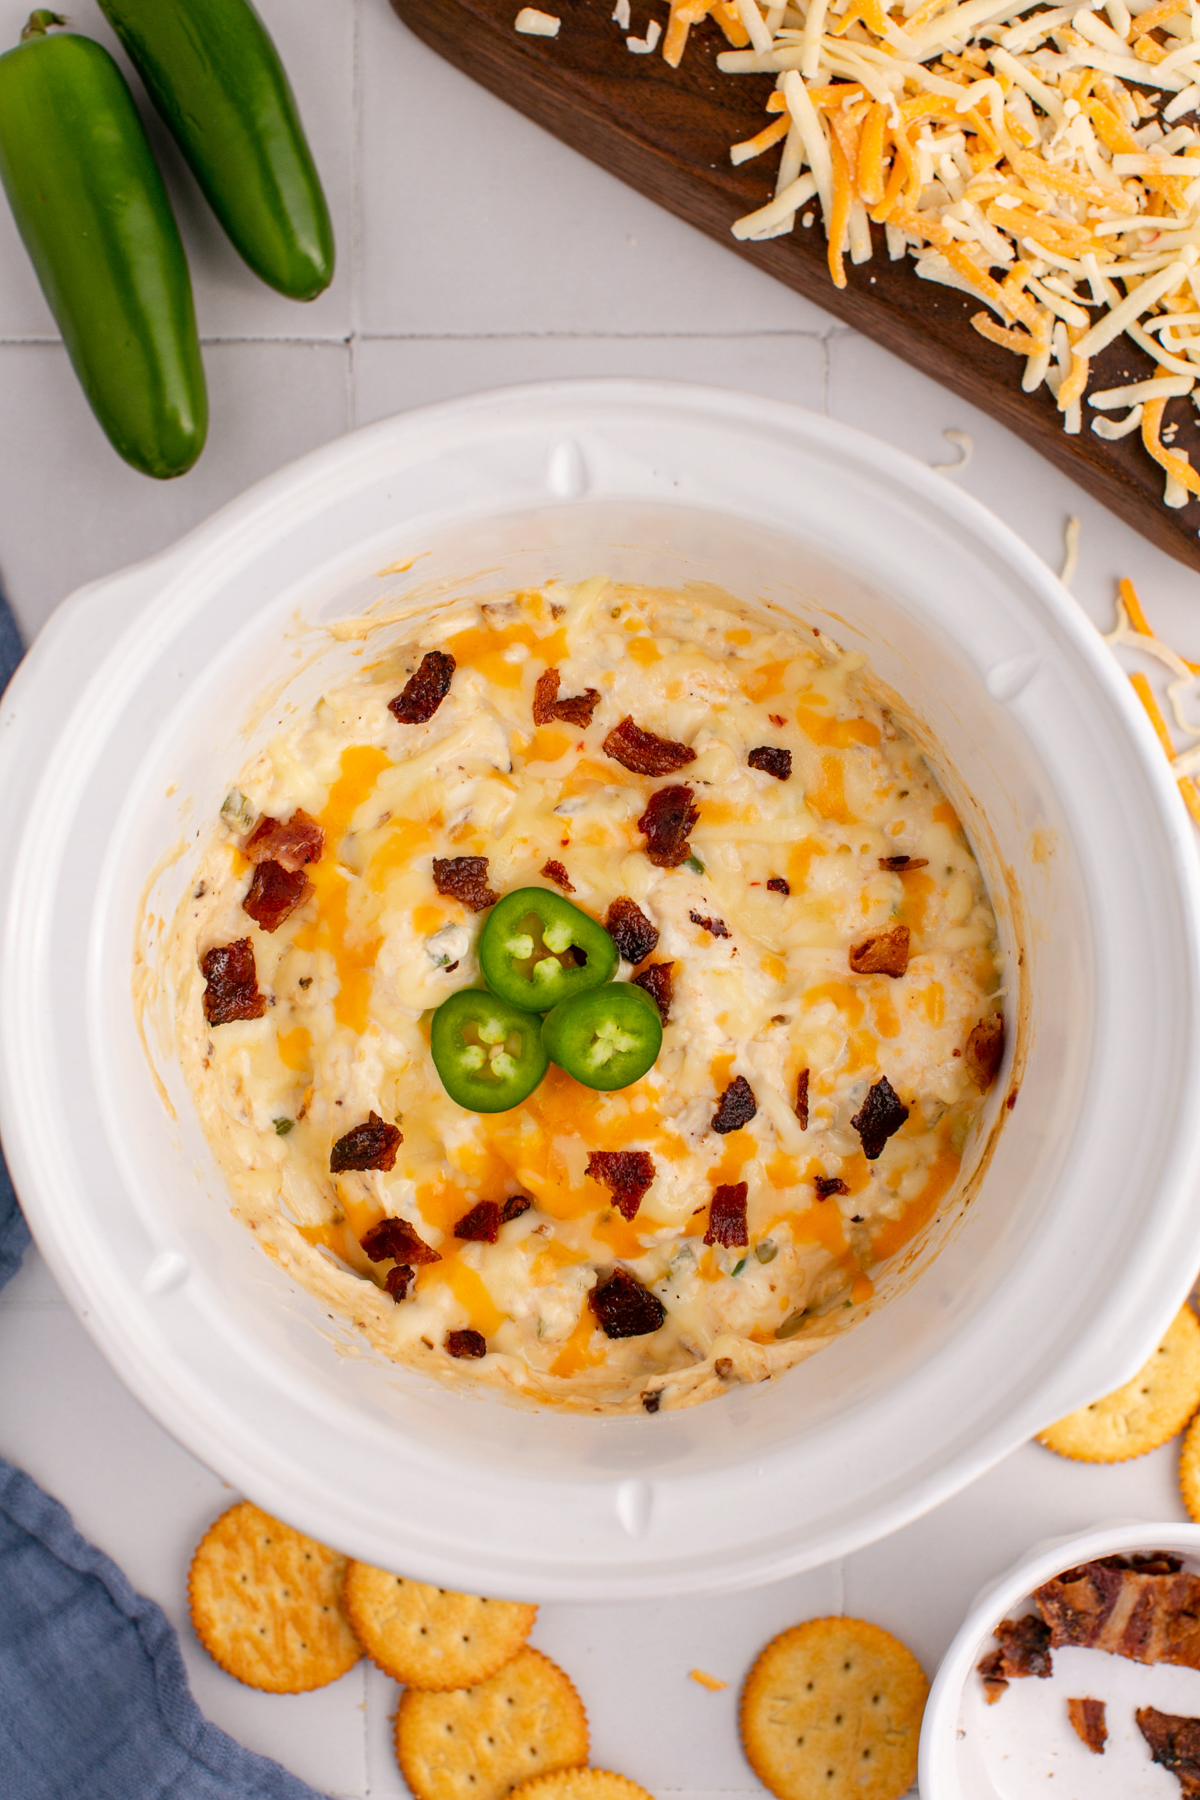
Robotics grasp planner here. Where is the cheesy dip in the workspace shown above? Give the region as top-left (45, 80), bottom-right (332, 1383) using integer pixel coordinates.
top-left (165, 578), bottom-right (1005, 1414)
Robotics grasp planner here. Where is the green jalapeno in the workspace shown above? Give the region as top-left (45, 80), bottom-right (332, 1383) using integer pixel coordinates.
top-left (430, 988), bottom-right (548, 1113)
top-left (478, 888), bottom-right (618, 1014)
top-left (542, 983), bottom-right (662, 1092)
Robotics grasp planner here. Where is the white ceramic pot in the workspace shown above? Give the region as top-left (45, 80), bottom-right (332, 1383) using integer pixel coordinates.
top-left (2, 380), bottom-right (1199, 1599)
top-left (921, 1520), bottom-right (1200, 1797)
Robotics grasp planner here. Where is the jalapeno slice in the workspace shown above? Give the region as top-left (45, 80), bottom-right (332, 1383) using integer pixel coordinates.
top-left (430, 988), bottom-right (548, 1112)
top-left (478, 887), bottom-right (618, 1013)
top-left (541, 982), bottom-right (663, 1091)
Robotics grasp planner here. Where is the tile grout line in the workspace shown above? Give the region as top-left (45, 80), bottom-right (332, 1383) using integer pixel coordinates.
top-left (0, 329), bottom-right (843, 349)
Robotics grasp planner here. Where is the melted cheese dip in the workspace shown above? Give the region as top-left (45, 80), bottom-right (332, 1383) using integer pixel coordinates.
top-left (165, 579), bottom-right (1003, 1413)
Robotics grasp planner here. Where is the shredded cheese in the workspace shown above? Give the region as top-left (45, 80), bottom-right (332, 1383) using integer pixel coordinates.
top-left (515, 6), bottom-right (560, 32)
top-left (1103, 577), bottom-right (1200, 823)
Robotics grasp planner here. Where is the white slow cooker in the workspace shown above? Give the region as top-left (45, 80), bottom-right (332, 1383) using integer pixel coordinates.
top-left (2, 379), bottom-right (1198, 1600)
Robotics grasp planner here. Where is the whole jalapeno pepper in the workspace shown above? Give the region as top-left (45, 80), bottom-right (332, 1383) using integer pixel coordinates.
top-left (478, 888), bottom-right (618, 1014)
top-left (0, 12), bottom-right (207, 478)
top-left (430, 988), bottom-right (548, 1113)
top-left (97, 0), bottom-right (334, 301)
top-left (542, 983), bottom-right (663, 1092)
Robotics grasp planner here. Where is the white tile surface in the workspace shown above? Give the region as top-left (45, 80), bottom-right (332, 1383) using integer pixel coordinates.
top-left (2, 0), bottom-right (1199, 1793)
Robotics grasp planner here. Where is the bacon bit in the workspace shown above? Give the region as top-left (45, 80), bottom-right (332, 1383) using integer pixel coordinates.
top-left (713, 1075), bottom-right (757, 1135)
top-left (501, 1195), bottom-right (531, 1223)
top-left (966, 1014), bottom-right (1005, 1090)
top-left (976, 1614), bottom-right (1053, 1704)
top-left (849, 924), bottom-right (911, 979)
top-left (748, 745), bottom-right (792, 781)
top-left (638, 784), bottom-right (699, 868)
top-left (1035, 1557), bottom-right (1200, 1670)
top-left (605, 897), bottom-right (659, 964)
top-left (388, 650), bottom-right (455, 724)
top-left (814, 1175), bottom-right (848, 1199)
top-left (632, 961), bottom-right (674, 1023)
top-left (533, 667), bottom-right (600, 728)
top-left (454, 1200), bottom-right (501, 1243)
top-left (1068, 1698), bottom-right (1107, 1755)
top-left (360, 1215), bottom-right (440, 1266)
top-left (384, 1264), bottom-right (414, 1301)
top-left (767, 876), bottom-right (790, 894)
top-left (242, 860), bottom-right (309, 933)
top-left (330, 1112), bottom-right (403, 1173)
top-left (245, 808), bottom-right (324, 871)
top-left (690, 1669), bottom-right (729, 1691)
top-left (879, 855), bottom-right (928, 872)
top-left (705, 1182), bottom-right (748, 1247)
top-left (641, 1390), bottom-right (661, 1413)
top-left (587, 1149), bottom-right (656, 1221)
top-left (689, 910), bottom-right (729, 939)
top-left (540, 858), bottom-right (574, 892)
top-left (1007, 1087), bottom-right (1019, 1111)
top-left (851, 1076), bottom-right (908, 1160)
top-left (433, 855), bottom-right (499, 912)
top-left (1137, 1707), bottom-right (1200, 1788)
top-left (795, 1068), bottom-right (809, 1130)
top-left (201, 938), bottom-right (266, 1025)
top-left (589, 1267), bottom-right (666, 1338)
top-left (768, 714), bottom-right (786, 728)
top-left (445, 1328), bottom-right (487, 1359)
top-left (604, 716), bottom-right (696, 776)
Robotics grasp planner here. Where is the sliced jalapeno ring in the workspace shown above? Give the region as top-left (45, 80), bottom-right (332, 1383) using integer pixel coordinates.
top-left (478, 887), bottom-right (618, 1013)
top-left (430, 988), bottom-right (548, 1112)
top-left (541, 982), bottom-right (663, 1092)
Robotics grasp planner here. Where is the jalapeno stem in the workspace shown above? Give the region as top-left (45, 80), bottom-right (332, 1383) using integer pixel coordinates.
top-left (21, 11), bottom-right (67, 41)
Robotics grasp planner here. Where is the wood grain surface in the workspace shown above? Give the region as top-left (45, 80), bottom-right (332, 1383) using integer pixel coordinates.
top-left (390, 0), bottom-right (1200, 573)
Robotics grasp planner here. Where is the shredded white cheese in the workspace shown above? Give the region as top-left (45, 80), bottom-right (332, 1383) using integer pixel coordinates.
top-left (515, 6), bottom-right (560, 33)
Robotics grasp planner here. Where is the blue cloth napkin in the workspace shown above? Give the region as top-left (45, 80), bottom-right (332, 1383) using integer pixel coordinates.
top-left (0, 591), bottom-right (329, 1800)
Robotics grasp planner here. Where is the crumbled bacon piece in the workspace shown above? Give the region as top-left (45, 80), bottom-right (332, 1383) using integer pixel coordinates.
top-left (712, 1075), bottom-right (757, 1135)
top-left (1068, 1698), bottom-right (1107, 1755)
top-left (879, 855), bottom-right (929, 872)
top-left (388, 650), bottom-right (455, 725)
top-left (384, 1264), bottom-right (414, 1302)
top-left (748, 746), bottom-right (792, 781)
top-left (637, 785), bottom-right (699, 868)
top-left (795, 1068), bottom-right (809, 1131)
top-left (704, 1182), bottom-right (748, 1248)
top-left (453, 1200), bottom-right (501, 1243)
top-left (849, 924), bottom-right (911, 978)
top-left (242, 860), bottom-right (309, 933)
top-left (604, 716), bottom-right (696, 776)
top-left (814, 1175), bottom-right (848, 1199)
top-left (689, 910), bottom-right (729, 939)
top-left (605, 897), bottom-right (659, 964)
top-left (540, 859), bottom-right (574, 892)
top-left (966, 1014), bottom-right (1005, 1090)
top-left (632, 961), bottom-right (673, 1023)
top-left (1035, 1557), bottom-right (1200, 1670)
top-left (245, 808), bottom-right (324, 872)
top-left (586, 1150), bottom-right (656, 1221)
top-left (500, 1195), bottom-right (531, 1223)
top-left (359, 1215), bottom-right (440, 1266)
top-left (201, 938), bottom-right (266, 1025)
top-left (330, 1113), bottom-right (403, 1174)
top-left (641, 1390), bottom-right (661, 1413)
top-left (976, 1614), bottom-right (1054, 1703)
top-left (767, 877), bottom-right (790, 894)
top-left (1138, 1707), bottom-right (1200, 1792)
top-left (533, 667), bottom-right (600, 728)
top-left (768, 713), bottom-right (786, 727)
top-left (433, 855), bottom-right (498, 912)
top-left (445, 1328), bottom-right (487, 1359)
top-left (851, 1077), bottom-right (909, 1160)
top-left (588, 1267), bottom-right (666, 1339)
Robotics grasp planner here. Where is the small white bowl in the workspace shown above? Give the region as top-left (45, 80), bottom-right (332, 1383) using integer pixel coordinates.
top-left (921, 1521), bottom-right (1200, 1798)
top-left (2, 379), bottom-right (1200, 1598)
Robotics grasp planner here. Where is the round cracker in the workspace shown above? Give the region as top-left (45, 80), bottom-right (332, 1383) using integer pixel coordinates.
top-left (1039, 1305), bottom-right (1200, 1463)
top-left (396, 1645), bottom-right (588, 1800)
top-left (740, 1617), bottom-right (927, 1800)
top-left (188, 1501), bottom-right (360, 1693)
top-left (344, 1563), bottom-right (536, 1688)
top-left (512, 1772), bottom-right (653, 1800)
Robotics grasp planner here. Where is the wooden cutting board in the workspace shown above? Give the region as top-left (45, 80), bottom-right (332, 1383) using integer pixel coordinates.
top-left (390, 0), bottom-right (1200, 573)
